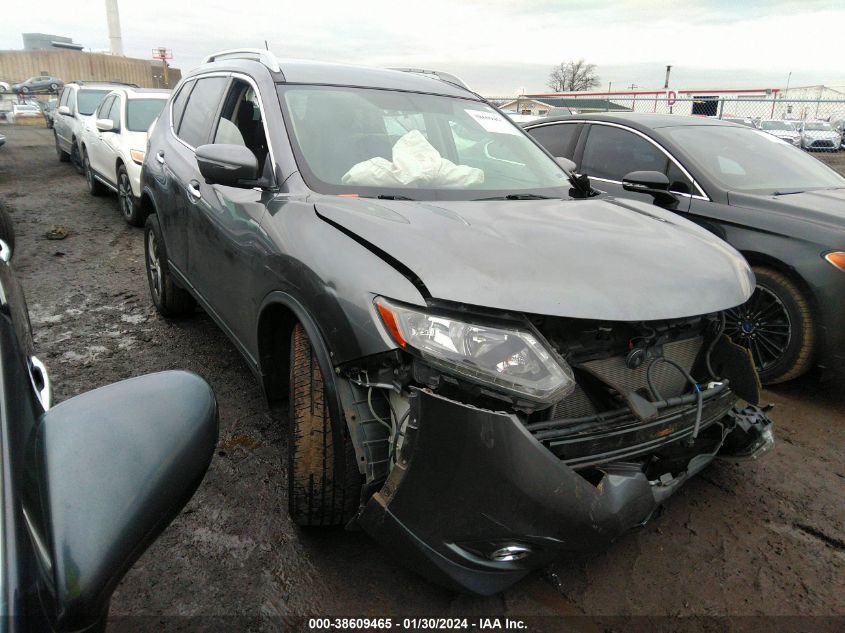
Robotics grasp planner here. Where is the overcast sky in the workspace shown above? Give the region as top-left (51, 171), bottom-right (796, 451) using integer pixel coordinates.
top-left (3, 0), bottom-right (844, 95)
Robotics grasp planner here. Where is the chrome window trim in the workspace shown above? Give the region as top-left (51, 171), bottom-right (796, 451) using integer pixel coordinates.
top-left (168, 71), bottom-right (278, 180)
top-left (527, 119), bottom-right (710, 201)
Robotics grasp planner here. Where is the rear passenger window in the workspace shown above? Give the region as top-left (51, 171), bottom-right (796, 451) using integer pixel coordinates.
top-left (527, 123), bottom-right (580, 160)
top-left (177, 77), bottom-right (227, 148)
top-left (581, 125), bottom-right (667, 182)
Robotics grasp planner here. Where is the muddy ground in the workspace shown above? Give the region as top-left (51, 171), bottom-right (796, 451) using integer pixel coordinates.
top-left (0, 125), bottom-right (842, 629)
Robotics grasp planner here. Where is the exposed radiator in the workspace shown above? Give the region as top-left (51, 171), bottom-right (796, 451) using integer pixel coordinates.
top-left (552, 336), bottom-right (704, 419)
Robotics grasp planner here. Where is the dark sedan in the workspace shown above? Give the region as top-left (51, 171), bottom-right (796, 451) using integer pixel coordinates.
top-left (0, 212), bottom-right (218, 631)
top-left (11, 75), bottom-right (64, 95)
top-left (525, 113), bottom-right (845, 384)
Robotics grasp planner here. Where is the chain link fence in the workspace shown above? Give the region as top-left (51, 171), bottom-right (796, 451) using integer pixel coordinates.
top-left (489, 95), bottom-right (845, 153)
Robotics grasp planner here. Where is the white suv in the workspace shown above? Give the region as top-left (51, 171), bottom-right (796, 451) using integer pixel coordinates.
top-left (53, 82), bottom-right (121, 173)
top-left (79, 87), bottom-right (170, 225)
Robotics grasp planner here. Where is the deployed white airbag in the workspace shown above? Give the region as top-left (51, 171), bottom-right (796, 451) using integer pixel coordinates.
top-left (342, 130), bottom-right (484, 188)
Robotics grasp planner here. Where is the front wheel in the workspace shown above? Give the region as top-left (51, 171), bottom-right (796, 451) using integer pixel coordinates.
top-left (70, 141), bottom-right (84, 175)
top-left (117, 165), bottom-right (143, 226)
top-left (50, 83), bottom-right (58, 92)
top-left (55, 133), bottom-right (69, 162)
top-left (144, 214), bottom-right (195, 317)
top-left (84, 150), bottom-right (108, 196)
top-left (288, 323), bottom-right (361, 526)
top-left (0, 204), bottom-right (15, 255)
top-left (724, 266), bottom-right (815, 384)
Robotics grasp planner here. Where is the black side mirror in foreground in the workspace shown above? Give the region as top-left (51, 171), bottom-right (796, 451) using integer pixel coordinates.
top-left (196, 143), bottom-right (260, 188)
top-left (622, 170), bottom-right (679, 207)
top-left (25, 371), bottom-right (218, 631)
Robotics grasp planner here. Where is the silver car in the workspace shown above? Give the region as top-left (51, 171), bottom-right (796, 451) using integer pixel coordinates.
top-left (757, 119), bottom-right (801, 145)
top-left (799, 120), bottom-right (841, 151)
top-left (10, 75), bottom-right (64, 94)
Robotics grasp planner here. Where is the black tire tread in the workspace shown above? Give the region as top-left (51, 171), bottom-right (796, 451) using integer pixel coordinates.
top-left (84, 149), bottom-right (108, 196)
top-left (144, 214), bottom-right (195, 318)
top-left (118, 165), bottom-right (144, 227)
top-left (288, 323), bottom-right (360, 526)
top-left (0, 203), bottom-right (15, 254)
top-left (753, 266), bottom-right (815, 384)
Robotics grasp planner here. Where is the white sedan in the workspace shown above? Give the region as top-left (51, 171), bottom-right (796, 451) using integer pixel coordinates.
top-left (79, 87), bottom-right (170, 226)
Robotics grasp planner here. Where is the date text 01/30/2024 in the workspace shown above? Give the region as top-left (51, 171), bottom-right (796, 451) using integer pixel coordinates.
top-left (307, 618), bottom-right (528, 630)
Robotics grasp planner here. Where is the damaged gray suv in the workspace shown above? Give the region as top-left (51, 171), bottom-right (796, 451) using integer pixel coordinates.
top-left (141, 49), bottom-right (775, 594)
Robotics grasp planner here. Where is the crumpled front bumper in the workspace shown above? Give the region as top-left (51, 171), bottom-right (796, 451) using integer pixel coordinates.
top-left (357, 389), bottom-right (773, 595)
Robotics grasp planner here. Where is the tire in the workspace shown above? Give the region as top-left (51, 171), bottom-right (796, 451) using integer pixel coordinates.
top-left (70, 140), bottom-right (84, 175)
top-left (50, 83), bottom-right (58, 92)
top-left (725, 266), bottom-right (815, 384)
top-left (20, 86), bottom-right (29, 94)
top-left (117, 164), bottom-right (143, 226)
top-left (288, 323), bottom-right (361, 526)
top-left (83, 150), bottom-right (108, 196)
top-left (55, 133), bottom-right (70, 162)
top-left (144, 214), bottom-right (195, 317)
top-left (0, 204), bottom-right (15, 255)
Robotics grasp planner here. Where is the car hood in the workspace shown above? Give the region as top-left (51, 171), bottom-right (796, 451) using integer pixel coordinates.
top-left (314, 195), bottom-right (754, 320)
top-left (802, 130), bottom-right (839, 138)
top-left (729, 188), bottom-right (845, 230)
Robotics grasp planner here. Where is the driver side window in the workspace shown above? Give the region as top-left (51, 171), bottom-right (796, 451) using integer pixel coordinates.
top-left (213, 79), bottom-right (269, 174)
top-left (96, 96), bottom-right (114, 120)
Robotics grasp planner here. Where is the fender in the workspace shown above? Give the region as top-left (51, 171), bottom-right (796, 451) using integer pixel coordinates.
top-left (258, 290), bottom-right (349, 484)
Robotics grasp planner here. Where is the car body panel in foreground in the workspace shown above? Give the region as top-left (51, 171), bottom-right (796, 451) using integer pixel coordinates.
top-left (358, 389), bottom-right (773, 595)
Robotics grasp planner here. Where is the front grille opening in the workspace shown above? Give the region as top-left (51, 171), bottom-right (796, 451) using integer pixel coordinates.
top-left (525, 314), bottom-right (736, 468)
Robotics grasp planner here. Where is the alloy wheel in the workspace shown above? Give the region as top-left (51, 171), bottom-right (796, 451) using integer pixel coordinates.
top-left (724, 285), bottom-right (792, 372)
top-left (147, 230), bottom-right (163, 302)
top-left (118, 172), bottom-right (133, 219)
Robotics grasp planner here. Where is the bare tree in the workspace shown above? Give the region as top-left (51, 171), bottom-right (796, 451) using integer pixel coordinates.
top-left (547, 60), bottom-right (600, 92)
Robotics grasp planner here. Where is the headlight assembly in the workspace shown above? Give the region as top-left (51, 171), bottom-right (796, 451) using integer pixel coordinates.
top-left (375, 297), bottom-right (575, 404)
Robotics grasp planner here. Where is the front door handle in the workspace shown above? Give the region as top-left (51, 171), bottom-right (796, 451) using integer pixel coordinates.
top-left (187, 180), bottom-right (201, 199)
top-left (156, 150), bottom-right (165, 165)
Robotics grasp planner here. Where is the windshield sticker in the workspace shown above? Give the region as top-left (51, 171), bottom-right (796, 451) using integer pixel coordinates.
top-left (465, 109), bottom-right (521, 135)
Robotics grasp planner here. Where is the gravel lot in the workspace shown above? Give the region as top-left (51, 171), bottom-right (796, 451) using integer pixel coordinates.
top-left (0, 125), bottom-right (843, 629)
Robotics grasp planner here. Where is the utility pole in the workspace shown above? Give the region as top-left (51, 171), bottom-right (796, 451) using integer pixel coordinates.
top-left (664, 65), bottom-right (672, 89)
top-left (608, 81), bottom-right (612, 92)
top-left (785, 71), bottom-right (792, 94)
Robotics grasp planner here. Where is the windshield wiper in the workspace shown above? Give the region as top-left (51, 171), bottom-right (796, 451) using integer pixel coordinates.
top-left (475, 193), bottom-right (556, 201)
top-left (772, 190), bottom-right (805, 196)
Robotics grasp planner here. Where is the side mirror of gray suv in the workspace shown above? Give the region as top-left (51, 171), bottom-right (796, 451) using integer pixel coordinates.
top-left (57, 105), bottom-right (71, 116)
top-left (196, 144), bottom-right (259, 188)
